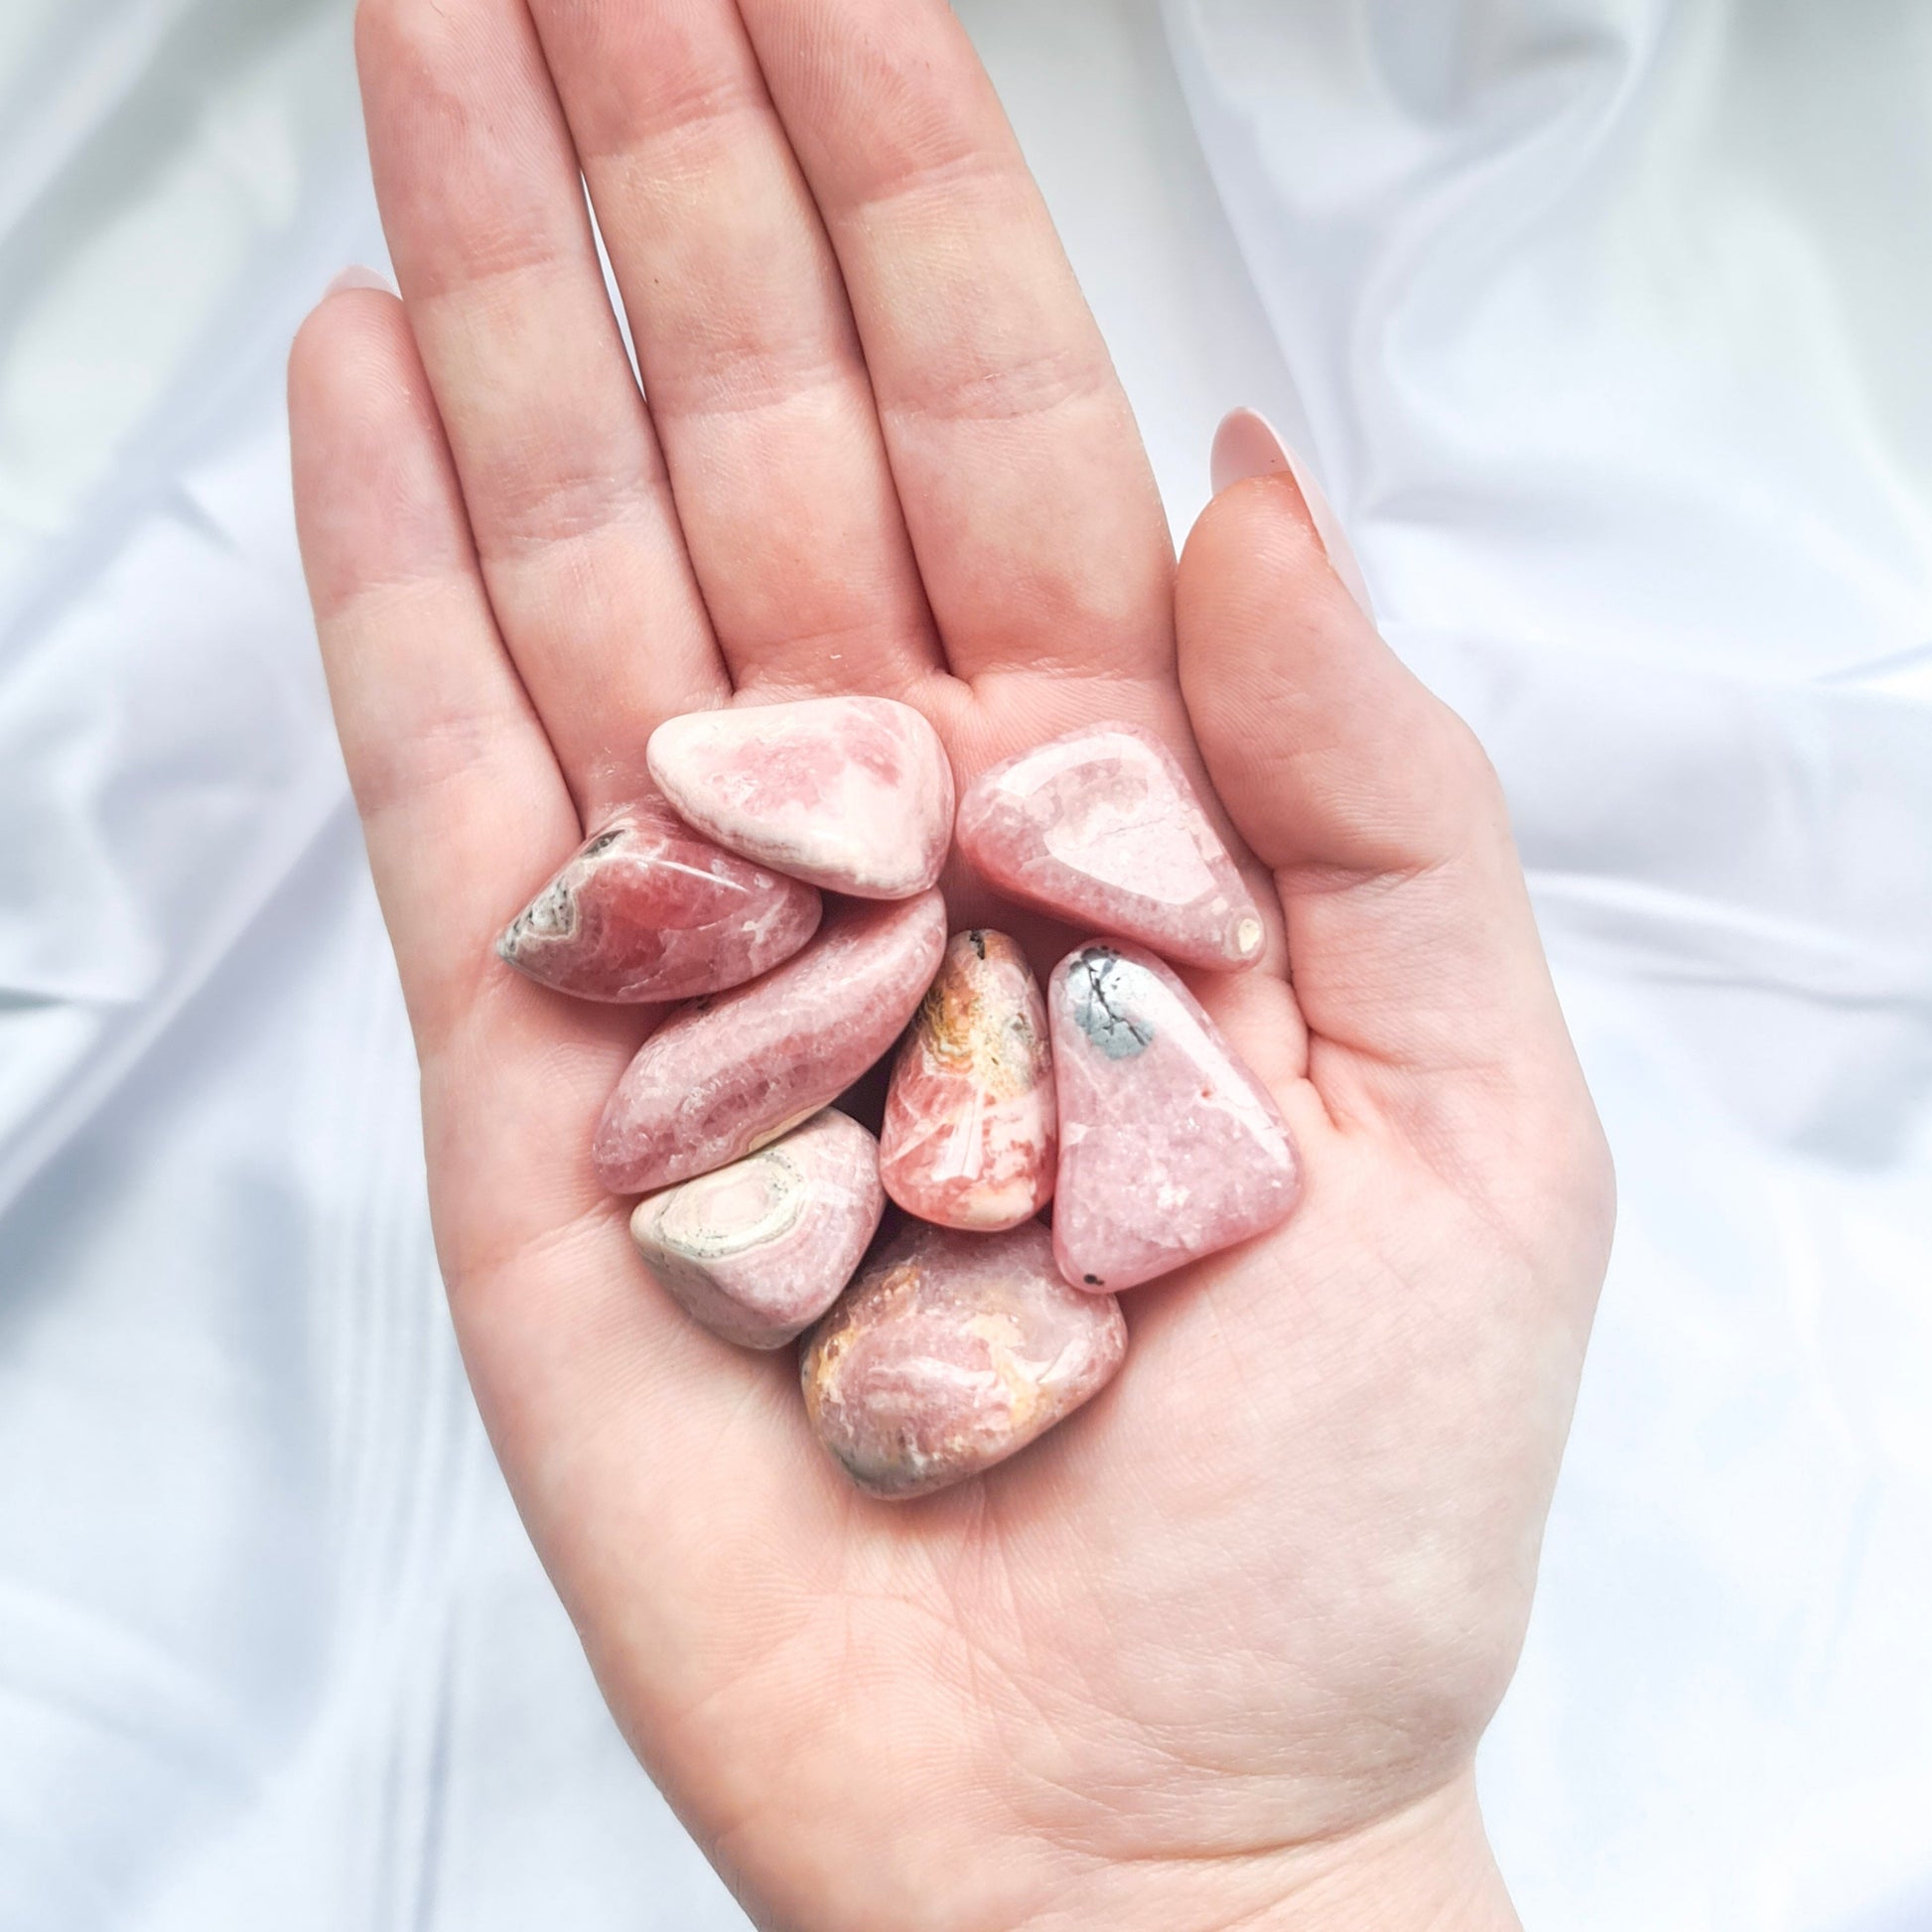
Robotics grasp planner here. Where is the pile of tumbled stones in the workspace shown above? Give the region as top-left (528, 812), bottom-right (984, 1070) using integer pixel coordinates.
top-left (496, 697), bottom-right (1301, 1499)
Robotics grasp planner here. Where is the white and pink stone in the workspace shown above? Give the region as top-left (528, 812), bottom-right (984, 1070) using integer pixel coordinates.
top-left (956, 723), bottom-right (1265, 969)
top-left (594, 890), bottom-right (947, 1194)
top-left (878, 930), bottom-right (1054, 1231)
top-left (1048, 941), bottom-right (1299, 1292)
top-left (800, 1219), bottom-right (1126, 1499)
top-left (628, 1109), bottom-right (885, 1350)
top-left (646, 696), bottom-right (954, 899)
top-left (496, 798), bottom-right (821, 1002)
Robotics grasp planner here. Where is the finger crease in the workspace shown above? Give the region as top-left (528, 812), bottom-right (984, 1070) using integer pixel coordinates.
top-left (470, 458), bottom-right (666, 554)
top-left (577, 67), bottom-right (770, 161)
top-left (648, 343), bottom-right (865, 423)
top-left (882, 343), bottom-right (1112, 427)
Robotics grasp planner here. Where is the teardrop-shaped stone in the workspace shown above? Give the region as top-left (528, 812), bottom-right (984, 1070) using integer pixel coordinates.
top-left (956, 723), bottom-right (1265, 969)
top-left (878, 929), bottom-right (1054, 1231)
top-left (629, 1110), bottom-right (884, 1349)
top-left (647, 696), bottom-right (954, 898)
top-left (593, 891), bottom-right (947, 1194)
top-left (496, 798), bottom-right (822, 1002)
top-left (800, 1219), bottom-right (1125, 1500)
top-left (1048, 941), bottom-right (1299, 1292)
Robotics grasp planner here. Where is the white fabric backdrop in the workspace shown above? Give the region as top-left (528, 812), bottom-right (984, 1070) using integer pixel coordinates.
top-left (1, 2), bottom-right (1926, 1927)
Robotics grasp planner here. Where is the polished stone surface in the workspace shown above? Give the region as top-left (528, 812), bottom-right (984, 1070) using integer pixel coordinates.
top-left (495, 799), bottom-right (821, 1002)
top-left (647, 696), bottom-right (954, 898)
top-left (1049, 941), bottom-right (1299, 1292)
top-left (593, 890), bottom-right (947, 1193)
top-left (628, 1110), bottom-right (884, 1349)
top-left (878, 929), bottom-right (1055, 1230)
top-left (955, 722), bottom-right (1265, 969)
top-left (800, 1220), bottom-right (1125, 1500)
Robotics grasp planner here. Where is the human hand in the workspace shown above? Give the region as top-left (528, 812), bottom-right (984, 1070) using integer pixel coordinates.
top-left (288, 2), bottom-right (1614, 1926)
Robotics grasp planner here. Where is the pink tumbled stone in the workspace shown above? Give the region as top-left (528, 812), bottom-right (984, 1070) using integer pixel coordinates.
top-left (1049, 941), bottom-right (1300, 1292)
top-left (628, 1109), bottom-right (885, 1350)
top-left (646, 696), bottom-right (954, 898)
top-left (800, 1219), bottom-right (1126, 1500)
top-left (495, 798), bottom-right (821, 1002)
top-left (593, 891), bottom-right (947, 1194)
top-left (878, 929), bottom-right (1055, 1231)
top-left (956, 723), bottom-right (1265, 969)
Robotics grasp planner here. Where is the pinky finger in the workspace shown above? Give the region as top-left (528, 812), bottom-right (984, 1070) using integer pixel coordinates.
top-left (288, 282), bottom-right (578, 1058)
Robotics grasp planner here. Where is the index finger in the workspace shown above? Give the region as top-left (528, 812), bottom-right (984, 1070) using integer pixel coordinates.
top-left (734, 0), bottom-right (1177, 685)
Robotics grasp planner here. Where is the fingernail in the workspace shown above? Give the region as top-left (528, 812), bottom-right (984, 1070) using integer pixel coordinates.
top-left (1210, 407), bottom-right (1375, 621)
top-left (326, 264), bottom-right (394, 297)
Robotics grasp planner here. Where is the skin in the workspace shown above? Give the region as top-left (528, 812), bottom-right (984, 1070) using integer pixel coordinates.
top-left (287, 3), bottom-right (1615, 1928)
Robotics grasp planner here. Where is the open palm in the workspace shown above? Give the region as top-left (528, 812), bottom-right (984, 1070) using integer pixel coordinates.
top-left (289, 2), bottom-right (1613, 1927)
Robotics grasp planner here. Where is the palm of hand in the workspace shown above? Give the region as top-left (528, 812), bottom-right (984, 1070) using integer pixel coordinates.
top-left (291, 2), bottom-right (1612, 1927)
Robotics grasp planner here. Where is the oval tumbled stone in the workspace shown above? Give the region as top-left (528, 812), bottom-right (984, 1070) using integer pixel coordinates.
top-left (956, 722), bottom-right (1265, 969)
top-left (629, 1110), bottom-right (885, 1350)
top-left (1049, 940), bottom-right (1300, 1292)
top-left (594, 891), bottom-right (946, 1194)
top-left (878, 929), bottom-right (1055, 1231)
top-left (646, 695), bottom-right (954, 898)
top-left (496, 797), bottom-right (821, 1002)
top-left (800, 1219), bottom-right (1126, 1500)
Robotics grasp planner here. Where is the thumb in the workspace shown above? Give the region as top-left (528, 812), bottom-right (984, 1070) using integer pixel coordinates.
top-left (1176, 413), bottom-right (1587, 1140)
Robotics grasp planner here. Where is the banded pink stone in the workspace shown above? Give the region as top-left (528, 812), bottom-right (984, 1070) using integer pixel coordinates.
top-left (593, 891), bottom-right (947, 1194)
top-left (628, 1110), bottom-right (885, 1350)
top-left (1049, 941), bottom-right (1299, 1292)
top-left (800, 1219), bottom-right (1125, 1499)
top-left (647, 696), bottom-right (954, 898)
top-left (956, 722), bottom-right (1265, 969)
top-left (495, 798), bottom-right (821, 1002)
top-left (878, 929), bottom-right (1054, 1231)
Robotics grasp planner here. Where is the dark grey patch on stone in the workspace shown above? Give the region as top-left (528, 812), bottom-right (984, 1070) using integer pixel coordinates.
top-left (509, 877), bottom-right (577, 944)
top-left (1067, 947), bottom-right (1153, 1059)
top-left (1082, 1273), bottom-right (1101, 1286)
top-left (968, 929), bottom-right (987, 960)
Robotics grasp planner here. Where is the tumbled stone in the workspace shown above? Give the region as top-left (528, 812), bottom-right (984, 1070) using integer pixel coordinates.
top-left (955, 723), bottom-right (1265, 969)
top-left (1049, 941), bottom-right (1299, 1292)
top-left (594, 891), bottom-right (947, 1193)
top-left (646, 696), bottom-right (954, 898)
top-left (495, 798), bottom-right (822, 1002)
top-left (800, 1220), bottom-right (1125, 1500)
top-left (628, 1109), bottom-right (884, 1349)
top-left (878, 929), bottom-right (1055, 1231)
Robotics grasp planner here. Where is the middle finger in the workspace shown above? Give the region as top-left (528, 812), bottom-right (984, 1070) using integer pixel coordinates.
top-left (526, 0), bottom-right (948, 698)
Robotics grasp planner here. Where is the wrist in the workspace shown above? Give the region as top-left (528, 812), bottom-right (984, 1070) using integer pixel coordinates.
top-left (1232, 1777), bottom-right (1517, 1932)
top-left (1038, 1775), bottom-right (1517, 1932)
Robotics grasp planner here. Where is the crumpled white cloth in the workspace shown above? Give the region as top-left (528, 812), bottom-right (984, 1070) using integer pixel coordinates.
top-left (0, 2), bottom-right (1925, 1928)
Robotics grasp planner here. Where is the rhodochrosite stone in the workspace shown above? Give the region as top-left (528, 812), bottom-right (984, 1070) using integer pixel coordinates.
top-left (878, 929), bottom-right (1054, 1231)
top-left (628, 1110), bottom-right (885, 1349)
top-left (1049, 941), bottom-right (1299, 1292)
top-left (646, 696), bottom-right (954, 898)
top-left (496, 799), bottom-right (821, 1002)
top-left (800, 1220), bottom-right (1126, 1499)
top-left (956, 723), bottom-right (1265, 969)
top-left (594, 891), bottom-right (946, 1193)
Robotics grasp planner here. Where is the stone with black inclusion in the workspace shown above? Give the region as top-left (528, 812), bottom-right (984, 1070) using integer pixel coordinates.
top-left (1048, 941), bottom-right (1300, 1293)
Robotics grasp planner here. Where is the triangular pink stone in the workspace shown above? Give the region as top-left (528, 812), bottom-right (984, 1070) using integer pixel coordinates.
top-left (647, 696), bottom-right (954, 898)
top-left (956, 723), bottom-right (1265, 968)
top-left (1049, 941), bottom-right (1299, 1292)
